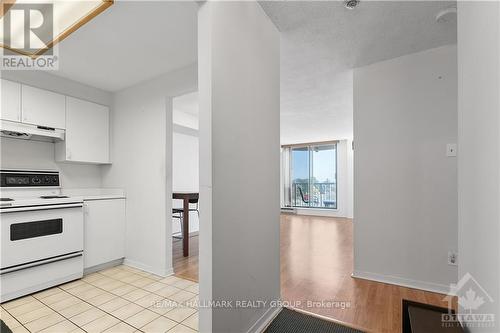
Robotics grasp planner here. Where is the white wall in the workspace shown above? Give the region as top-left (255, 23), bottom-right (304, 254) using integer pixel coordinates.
top-left (0, 138), bottom-right (102, 188)
top-left (101, 64), bottom-right (197, 277)
top-left (172, 130), bottom-right (199, 234)
top-left (353, 45), bottom-right (458, 293)
top-left (458, 2), bottom-right (500, 330)
top-left (198, 2), bottom-right (281, 332)
top-left (0, 71), bottom-right (111, 188)
top-left (173, 110), bottom-right (198, 130)
top-left (347, 139), bottom-right (354, 218)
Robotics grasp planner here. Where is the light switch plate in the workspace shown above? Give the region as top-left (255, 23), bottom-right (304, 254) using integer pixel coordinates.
top-left (446, 144), bottom-right (457, 157)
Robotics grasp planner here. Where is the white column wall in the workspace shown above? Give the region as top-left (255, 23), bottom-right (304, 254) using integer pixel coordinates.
top-left (457, 2), bottom-right (500, 331)
top-left (198, 2), bottom-right (281, 332)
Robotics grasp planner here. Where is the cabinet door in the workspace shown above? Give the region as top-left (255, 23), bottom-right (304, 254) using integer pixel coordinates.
top-left (64, 97), bottom-right (110, 163)
top-left (84, 199), bottom-right (126, 269)
top-left (1, 79), bottom-right (21, 122)
top-left (22, 85), bottom-right (65, 129)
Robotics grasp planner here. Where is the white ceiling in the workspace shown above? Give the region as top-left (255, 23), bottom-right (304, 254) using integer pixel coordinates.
top-left (260, 1), bottom-right (457, 144)
top-left (47, 1), bottom-right (456, 144)
top-left (52, 1), bottom-right (198, 92)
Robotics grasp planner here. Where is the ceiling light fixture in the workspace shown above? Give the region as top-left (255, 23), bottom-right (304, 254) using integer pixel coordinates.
top-left (0, 0), bottom-right (113, 58)
top-left (344, 0), bottom-right (360, 10)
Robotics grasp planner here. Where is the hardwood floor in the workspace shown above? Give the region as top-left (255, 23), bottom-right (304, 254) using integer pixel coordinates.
top-left (280, 214), bottom-right (456, 333)
top-left (173, 235), bottom-right (199, 282)
top-left (172, 215), bottom-right (456, 333)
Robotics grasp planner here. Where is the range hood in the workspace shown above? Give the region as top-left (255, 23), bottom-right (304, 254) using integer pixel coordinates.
top-left (0, 120), bottom-right (65, 142)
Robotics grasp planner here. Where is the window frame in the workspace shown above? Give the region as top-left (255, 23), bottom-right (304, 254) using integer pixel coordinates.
top-left (283, 140), bottom-right (338, 210)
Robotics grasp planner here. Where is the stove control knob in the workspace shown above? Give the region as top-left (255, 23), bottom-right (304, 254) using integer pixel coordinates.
top-left (32, 177), bottom-right (41, 184)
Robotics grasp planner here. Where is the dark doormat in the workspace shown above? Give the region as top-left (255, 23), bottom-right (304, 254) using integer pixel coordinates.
top-left (265, 308), bottom-right (365, 333)
top-left (1, 320), bottom-right (13, 333)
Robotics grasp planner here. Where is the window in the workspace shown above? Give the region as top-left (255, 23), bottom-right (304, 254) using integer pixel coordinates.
top-left (282, 142), bottom-right (337, 209)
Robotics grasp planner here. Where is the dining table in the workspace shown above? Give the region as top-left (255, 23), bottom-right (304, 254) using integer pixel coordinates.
top-left (173, 191), bottom-right (199, 257)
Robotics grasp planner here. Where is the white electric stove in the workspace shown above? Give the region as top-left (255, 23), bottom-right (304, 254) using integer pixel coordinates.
top-left (0, 170), bottom-right (84, 302)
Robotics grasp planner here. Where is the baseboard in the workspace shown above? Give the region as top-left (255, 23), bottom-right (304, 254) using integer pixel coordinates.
top-left (84, 258), bottom-right (124, 275)
top-left (246, 306), bottom-right (282, 333)
top-left (295, 208), bottom-right (350, 218)
top-left (352, 270), bottom-right (452, 295)
top-left (123, 258), bottom-right (174, 278)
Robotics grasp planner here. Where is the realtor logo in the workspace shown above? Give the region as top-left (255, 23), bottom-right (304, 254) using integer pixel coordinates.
top-left (1, 2), bottom-right (58, 69)
top-left (443, 273), bottom-right (495, 329)
top-left (2, 3), bottom-right (53, 55)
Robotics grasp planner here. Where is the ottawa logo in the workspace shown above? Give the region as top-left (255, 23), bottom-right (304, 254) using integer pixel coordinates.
top-left (443, 273), bottom-right (495, 328)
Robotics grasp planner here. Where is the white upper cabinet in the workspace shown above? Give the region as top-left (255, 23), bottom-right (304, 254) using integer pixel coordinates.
top-left (56, 97), bottom-right (110, 164)
top-left (1, 79), bottom-right (21, 122)
top-left (22, 85), bottom-right (66, 129)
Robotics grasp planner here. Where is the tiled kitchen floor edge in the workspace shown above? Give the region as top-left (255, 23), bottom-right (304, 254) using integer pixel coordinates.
top-left (0, 265), bottom-right (199, 333)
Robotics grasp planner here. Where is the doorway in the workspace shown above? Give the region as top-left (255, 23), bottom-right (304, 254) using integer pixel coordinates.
top-left (171, 91), bottom-right (200, 282)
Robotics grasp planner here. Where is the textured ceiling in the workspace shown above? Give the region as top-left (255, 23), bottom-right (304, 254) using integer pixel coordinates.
top-left (260, 1), bottom-right (457, 143)
top-left (47, 1), bottom-right (456, 144)
top-left (52, 1), bottom-right (198, 92)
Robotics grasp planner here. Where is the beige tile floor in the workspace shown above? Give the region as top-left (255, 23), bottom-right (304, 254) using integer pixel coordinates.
top-left (0, 265), bottom-right (199, 333)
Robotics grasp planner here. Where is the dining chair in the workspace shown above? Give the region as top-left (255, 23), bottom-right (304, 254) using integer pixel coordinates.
top-left (188, 193), bottom-right (200, 217)
top-left (172, 208), bottom-right (184, 239)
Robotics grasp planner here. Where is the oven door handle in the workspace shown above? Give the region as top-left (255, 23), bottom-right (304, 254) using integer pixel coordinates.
top-left (0, 251), bottom-right (83, 275)
top-left (0, 203), bottom-right (83, 213)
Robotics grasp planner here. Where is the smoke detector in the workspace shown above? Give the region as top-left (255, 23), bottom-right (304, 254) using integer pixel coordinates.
top-left (344, 0), bottom-right (360, 10)
top-left (436, 6), bottom-right (457, 24)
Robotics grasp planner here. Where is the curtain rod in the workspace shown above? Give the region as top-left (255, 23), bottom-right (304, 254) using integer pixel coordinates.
top-left (281, 140), bottom-right (339, 148)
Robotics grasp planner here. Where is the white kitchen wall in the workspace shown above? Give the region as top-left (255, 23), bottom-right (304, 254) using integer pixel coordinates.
top-left (101, 64), bottom-right (197, 277)
top-left (172, 130), bottom-right (199, 234)
top-left (0, 71), bottom-right (111, 188)
top-left (198, 2), bottom-right (280, 332)
top-left (0, 138), bottom-right (102, 188)
top-left (458, 2), bottom-right (500, 330)
top-left (353, 45), bottom-right (458, 293)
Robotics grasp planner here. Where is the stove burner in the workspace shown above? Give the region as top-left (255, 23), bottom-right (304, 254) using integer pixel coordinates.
top-left (0, 198), bottom-right (14, 201)
top-left (40, 195), bottom-right (69, 199)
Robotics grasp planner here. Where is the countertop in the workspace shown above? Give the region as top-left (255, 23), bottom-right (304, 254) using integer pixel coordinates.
top-left (61, 188), bottom-right (125, 201)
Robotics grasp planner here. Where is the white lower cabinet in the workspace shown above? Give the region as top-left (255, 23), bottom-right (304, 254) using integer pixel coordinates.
top-left (84, 199), bottom-right (126, 269)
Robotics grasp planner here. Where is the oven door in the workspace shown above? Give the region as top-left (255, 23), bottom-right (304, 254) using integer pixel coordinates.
top-left (0, 203), bottom-right (83, 270)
